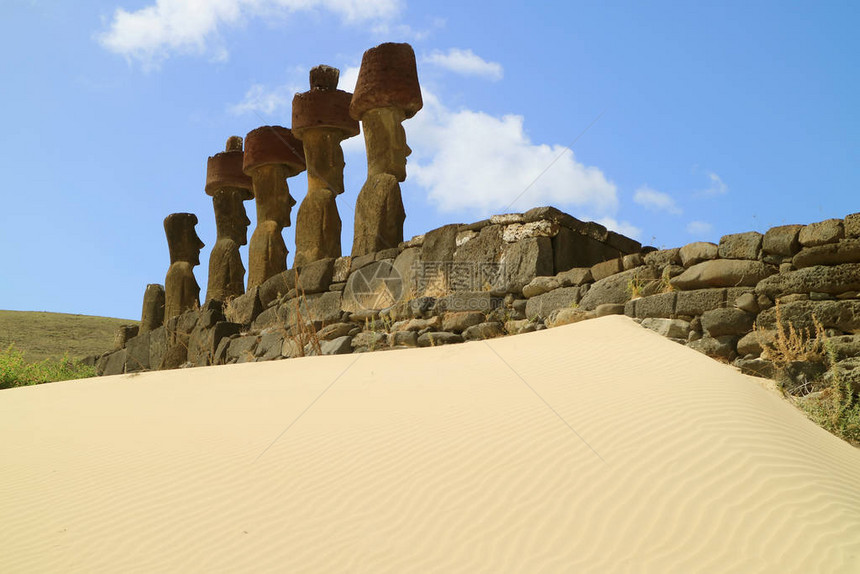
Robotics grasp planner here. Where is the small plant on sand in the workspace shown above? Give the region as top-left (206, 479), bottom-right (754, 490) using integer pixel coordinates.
top-left (0, 344), bottom-right (96, 389)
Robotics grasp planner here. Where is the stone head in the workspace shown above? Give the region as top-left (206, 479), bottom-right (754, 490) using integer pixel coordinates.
top-left (212, 188), bottom-right (251, 245)
top-left (164, 213), bottom-right (205, 266)
top-left (361, 106), bottom-right (411, 182)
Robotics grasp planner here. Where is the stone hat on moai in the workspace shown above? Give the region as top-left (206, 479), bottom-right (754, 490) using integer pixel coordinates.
top-left (205, 136), bottom-right (253, 199)
top-left (349, 42), bottom-right (423, 121)
top-left (292, 65), bottom-right (360, 139)
top-left (242, 126), bottom-right (306, 180)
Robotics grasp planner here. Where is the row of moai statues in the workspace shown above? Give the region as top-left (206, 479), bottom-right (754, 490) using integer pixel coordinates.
top-left (138, 42), bottom-right (423, 331)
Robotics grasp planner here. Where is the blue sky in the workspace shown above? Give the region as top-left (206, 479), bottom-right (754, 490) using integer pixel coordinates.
top-left (1, 0), bottom-right (857, 319)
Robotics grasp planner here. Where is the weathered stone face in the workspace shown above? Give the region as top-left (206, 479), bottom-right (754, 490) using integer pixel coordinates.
top-left (164, 213), bottom-right (204, 321)
top-left (362, 106), bottom-right (411, 183)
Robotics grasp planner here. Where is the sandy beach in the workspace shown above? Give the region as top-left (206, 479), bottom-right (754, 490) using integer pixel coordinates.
top-left (2, 315), bottom-right (859, 572)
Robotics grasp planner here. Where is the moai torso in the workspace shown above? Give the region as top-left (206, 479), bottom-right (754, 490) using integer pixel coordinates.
top-left (292, 67), bottom-right (360, 267)
top-left (349, 43), bottom-right (422, 257)
top-left (205, 136), bottom-right (253, 302)
top-left (140, 283), bottom-right (165, 332)
top-left (243, 127), bottom-right (305, 289)
top-left (163, 213), bottom-right (204, 321)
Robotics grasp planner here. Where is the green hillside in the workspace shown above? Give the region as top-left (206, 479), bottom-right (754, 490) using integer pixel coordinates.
top-left (0, 310), bottom-right (138, 363)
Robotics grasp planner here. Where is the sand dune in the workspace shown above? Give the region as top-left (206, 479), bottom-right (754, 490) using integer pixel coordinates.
top-left (2, 315), bottom-right (859, 573)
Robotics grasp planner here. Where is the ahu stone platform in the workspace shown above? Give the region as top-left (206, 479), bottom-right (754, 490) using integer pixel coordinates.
top-left (95, 209), bottom-right (860, 398)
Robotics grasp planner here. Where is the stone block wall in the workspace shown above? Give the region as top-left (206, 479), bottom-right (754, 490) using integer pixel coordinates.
top-left (96, 209), bottom-right (860, 396)
top-left (95, 206), bottom-right (640, 374)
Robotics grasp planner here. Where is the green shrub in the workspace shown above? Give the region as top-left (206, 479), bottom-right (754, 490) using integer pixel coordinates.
top-left (0, 344), bottom-right (96, 389)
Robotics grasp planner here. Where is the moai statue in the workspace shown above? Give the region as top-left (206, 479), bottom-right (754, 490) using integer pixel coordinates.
top-left (292, 65), bottom-right (360, 267)
top-left (163, 213), bottom-right (205, 321)
top-left (140, 283), bottom-right (165, 332)
top-left (243, 126), bottom-right (306, 289)
top-left (204, 136), bottom-right (253, 302)
top-left (349, 42), bottom-right (423, 257)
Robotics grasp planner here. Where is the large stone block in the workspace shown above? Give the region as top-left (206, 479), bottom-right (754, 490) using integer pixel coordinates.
top-left (792, 239), bottom-right (860, 269)
top-left (718, 232), bottom-right (762, 260)
top-left (343, 260), bottom-right (404, 312)
top-left (522, 276), bottom-right (561, 298)
top-left (525, 286), bottom-right (580, 319)
top-left (688, 335), bottom-right (737, 361)
top-left (255, 333), bottom-right (284, 360)
top-left (670, 259), bottom-right (776, 290)
top-left (101, 349), bottom-right (127, 376)
top-left (756, 300), bottom-right (860, 333)
top-left (227, 336), bottom-right (259, 363)
top-left (679, 242), bottom-right (718, 267)
top-left (259, 269), bottom-right (296, 308)
top-left (552, 226), bottom-right (620, 273)
top-left (643, 248), bottom-right (681, 269)
top-left (762, 224), bottom-right (803, 256)
top-left (500, 236), bottom-right (554, 293)
top-left (452, 224), bottom-right (505, 292)
top-left (149, 326), bottom-right (167, 370)
top-left (225, 286), bottom-right (262, 326)
top-left (700, 308), bottom-right (756, 337)
top-left (591, 258), bottom-right (623, 281)
top-left (284, 291), bottom-right (344, 328)
top-left (641, 318), bottom-right (691, 339)
top-left (295, 257), bottom-right (334, 294)
top-left (421, 224), bottom-right (460, 265)
top-left (626, 292), bottom-right (677, 319)
top-left (799, 219), bottom-right (844, 247)
top-left (755, 264), bottom-right (860, 298)
top-left (125, 332), bottom-right (151, 372)
top-left (579, 268), bottom-right (652, 311)
top-left (606, 231), bottom-right (641, 254)
top-left (674, 289), bottom-right (727, 316)
top-left (392, 246), bottom-right (421, 298)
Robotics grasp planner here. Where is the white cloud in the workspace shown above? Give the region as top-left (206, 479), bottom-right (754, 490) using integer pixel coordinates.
top-left (424, 48), bottom-right (503, 81)
top-left (686, 220), bottom-right (713, 235)
top-left (229, 83), bottom-right (298, 116)
top-left (98, 0), bottom-right (401, 68)
top-left (406, 88), bottom-right (618, 217)
top-left (633, 186), bottom-right (681, 215)
top-left (701, 171), bottom-right (728, 196)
